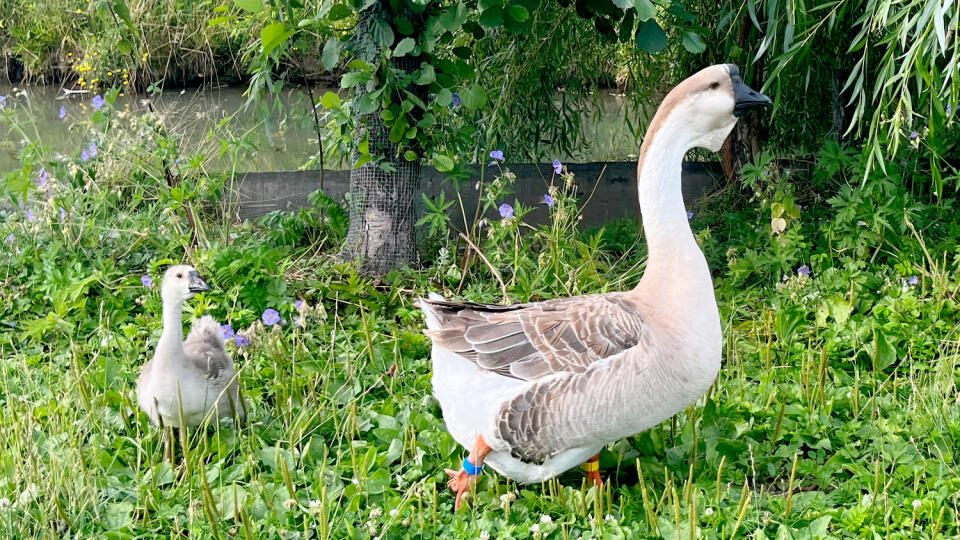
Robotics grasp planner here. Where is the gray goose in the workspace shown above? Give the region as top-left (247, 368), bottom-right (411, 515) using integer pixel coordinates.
top-left (136, 265), bottom-right (245, 459)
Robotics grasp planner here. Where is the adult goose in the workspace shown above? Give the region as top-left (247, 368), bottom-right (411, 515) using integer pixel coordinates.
top-left (137, 265), bottom-right (245, 459)
top-left (420, 64), bottom-right (770, 509)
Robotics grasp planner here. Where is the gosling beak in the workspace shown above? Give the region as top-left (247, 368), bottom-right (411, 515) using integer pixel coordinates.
top-left (188, 271), bottom-right (211, 293)
top-left (729, 65), bottom-right (771, 117)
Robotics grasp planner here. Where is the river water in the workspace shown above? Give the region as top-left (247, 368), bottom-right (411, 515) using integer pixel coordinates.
top-left (0, 84), bottom-right (640, 175)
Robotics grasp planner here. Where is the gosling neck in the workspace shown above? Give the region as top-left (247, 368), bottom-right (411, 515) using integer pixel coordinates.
top-left (634, 114), bottom-right (700, 282)
top-left (157, 294), bottom-right (185, 355)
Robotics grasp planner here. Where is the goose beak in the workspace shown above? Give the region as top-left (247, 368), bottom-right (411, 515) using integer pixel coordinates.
top-left (188, 271), bottom-right (211, 293)
top-left (730, 71), bottom-right (771, 117)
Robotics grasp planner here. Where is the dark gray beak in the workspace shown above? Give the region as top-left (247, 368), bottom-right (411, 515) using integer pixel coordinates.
top-left (729, 64), bottom-right (771, 117)
top-left (188, 270), bottom-right (211, 293)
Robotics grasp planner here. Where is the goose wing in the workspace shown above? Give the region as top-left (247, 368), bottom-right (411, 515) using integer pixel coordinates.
top-left (423, 293), bottom-right (648, 381)
top-left (424, 294), bottom-right (655, 463)
top-left (183, 315), bottom-right (234, 382)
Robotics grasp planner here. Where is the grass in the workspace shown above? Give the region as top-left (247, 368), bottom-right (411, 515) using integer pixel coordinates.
top-left (1, 91), bottom-right (960, 539)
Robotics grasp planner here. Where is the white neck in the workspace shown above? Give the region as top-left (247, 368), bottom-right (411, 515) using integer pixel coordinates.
top-left (635, 115), bottom-right (701, 282)
top-left (157, 295), bottom-right (185, 360)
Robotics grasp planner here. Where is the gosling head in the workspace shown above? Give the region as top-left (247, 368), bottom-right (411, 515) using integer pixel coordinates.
top-left (161, 264), bottom-right (210, 303)
top-left (652, 64), bottom-right (771, 153)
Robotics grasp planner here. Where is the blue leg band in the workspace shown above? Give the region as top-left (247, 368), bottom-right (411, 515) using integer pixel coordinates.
top-left (463, 457), bottom-right (483, 475)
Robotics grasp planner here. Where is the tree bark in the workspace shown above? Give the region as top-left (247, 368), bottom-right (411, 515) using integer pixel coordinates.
top-left (722, 16), bottom-right (765, 179)
top-left (338, 7), bottom-right (422, 275)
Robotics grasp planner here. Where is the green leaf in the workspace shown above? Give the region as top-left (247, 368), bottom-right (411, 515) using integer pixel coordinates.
top-left (435, 88), bottom-right (453, 107)
top-left (234, 0), bottom-right (263, 14)
top-left (681, 31), bottom-right (706, 54)
top-left (394, 16), bottom-right (414, 35)
top-left (111, 0), bottom-right (133, 27)
top-left (634, 0), bottom-right (655, 20)
top-left (507, 5), bottom-right (529, 22)
top-left (635, 19), bottom-right (666, 53)
top-left (415, 64), bottom-right (436, 85)
top-left (479, 6), bottom-right (504, 27)
top-left (261, 22), bottom-right (294, 56)
top-left (327, 4), bottom-right (352, 21)
top-left (372, 17), bottom-right (395, 48)
top-left (403, 150), bottom-right (418, 161)
top-left (393, 37), bottom-right (416, 57)
top-left (461, 84), bottom-right (488, 111)
top-left (116, 38), bottom-right (133, 55)
top-left (320, 91), bottom-right (341, 109)
top-left (341, 71), bottom-right (371, 88)
top-left (434, 154), bottom-right (455, 172)
top-left (322, 37), bottom-right (341, 71)
top-left (208, 15), bottom-right (235, 26)
top-left (611, 0), bottom-right (633, 9)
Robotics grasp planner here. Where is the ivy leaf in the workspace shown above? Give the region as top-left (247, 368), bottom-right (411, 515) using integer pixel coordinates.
top-left (634, 0), bottom-right (656, 20)
top-left (635, 18), bottom-right (666, 52)
top-left (261, 22), bottom-right (295, 56)
top-left (234, 0), bottom-right (263, 14)
top-left (322, 37), bottom-right (341, 71)
top-left (393, 37), bottom-right (416, 57)
top-left (682, 31), bottom-right (706, 53)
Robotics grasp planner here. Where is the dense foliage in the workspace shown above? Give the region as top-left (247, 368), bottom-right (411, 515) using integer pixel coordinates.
top-left (2, 87), bottom-right (960, 537)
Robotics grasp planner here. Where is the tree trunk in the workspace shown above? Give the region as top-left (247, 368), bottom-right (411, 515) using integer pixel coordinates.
top-left (722, 17), bottom-right (765, 179)
top-left (339, 7), bottom-right (422, 275)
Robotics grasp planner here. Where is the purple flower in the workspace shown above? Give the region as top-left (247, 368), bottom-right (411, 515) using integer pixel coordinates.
top-left (26, 209), bottom-right (35, 223)
top-left (552, 159), bottom-right (563, 174)
top-left (88, 143), bottom-right (97, 159)
top-left (947, 104), bottom-right (953, 116)
top-left (295, 300), bottom-right (304, 311)
top-left (59, 207), bottom-right (66, 220)
top-left (909, 131), bottom-right (919, 140)
top-left (92, 95), bottom-right (105, 110)
top-left (5, 233), bottom-right (13, 242)
top-left (908, 275), bottom-right (919, 286)
top-left (451, 93), bottom-right (461, 107)
top-left (498, 203), bottom-right (514, 219)
top-left (58, 105), bottom-right (66, 119)
top-left (797, 264), bottom-right (811, 276)
top-left (797, 204), bottom-right (803, 211)
top-left (544, 194), bottom-right (554, 208)
top-left (262, 308), bottom-right (280, 326)
top-left (141, 275), bottom-right (153, 288)
top-left (234, 334), bottom-right (250, 347)
top-left (686, 210), bottom-right (695, 220)
top-left (37, 168), bottom-right (47, 187)
top-left (81, 149), bottom-right (90, 162)
top-left (489, 150), bottom-right (504, 162)
top-left (221, 324), bottom-right (235, 339)
top-left (0, 96), bottom-right (6, 109)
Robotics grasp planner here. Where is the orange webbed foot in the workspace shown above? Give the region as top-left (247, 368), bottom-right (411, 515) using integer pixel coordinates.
top-left (444, 468), bottom-right (477, 510)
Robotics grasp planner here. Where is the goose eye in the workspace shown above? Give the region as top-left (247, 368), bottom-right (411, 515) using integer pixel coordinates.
top-left (176, 273), bottom-right (183, 279)
top-left (710, 81), bottom-right (720, 89)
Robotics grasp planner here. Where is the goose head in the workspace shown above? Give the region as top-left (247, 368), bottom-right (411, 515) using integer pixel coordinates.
top-left (649, 64), bottom-right (771, 153)
top-left (161, 264), bottom-right (210, 303)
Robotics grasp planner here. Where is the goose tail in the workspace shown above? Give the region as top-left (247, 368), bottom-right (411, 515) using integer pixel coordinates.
top-left (417, 292), bottom-right (446, 331)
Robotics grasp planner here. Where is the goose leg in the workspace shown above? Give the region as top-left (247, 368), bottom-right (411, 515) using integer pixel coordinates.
top-left (444, 434), bottom-right (491, 511)
top-left (581, 454), bottom-right (602, 487)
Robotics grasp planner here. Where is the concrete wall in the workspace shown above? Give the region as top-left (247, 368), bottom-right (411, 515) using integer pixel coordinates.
top-left (230, 161), bottom-right (723, 228)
